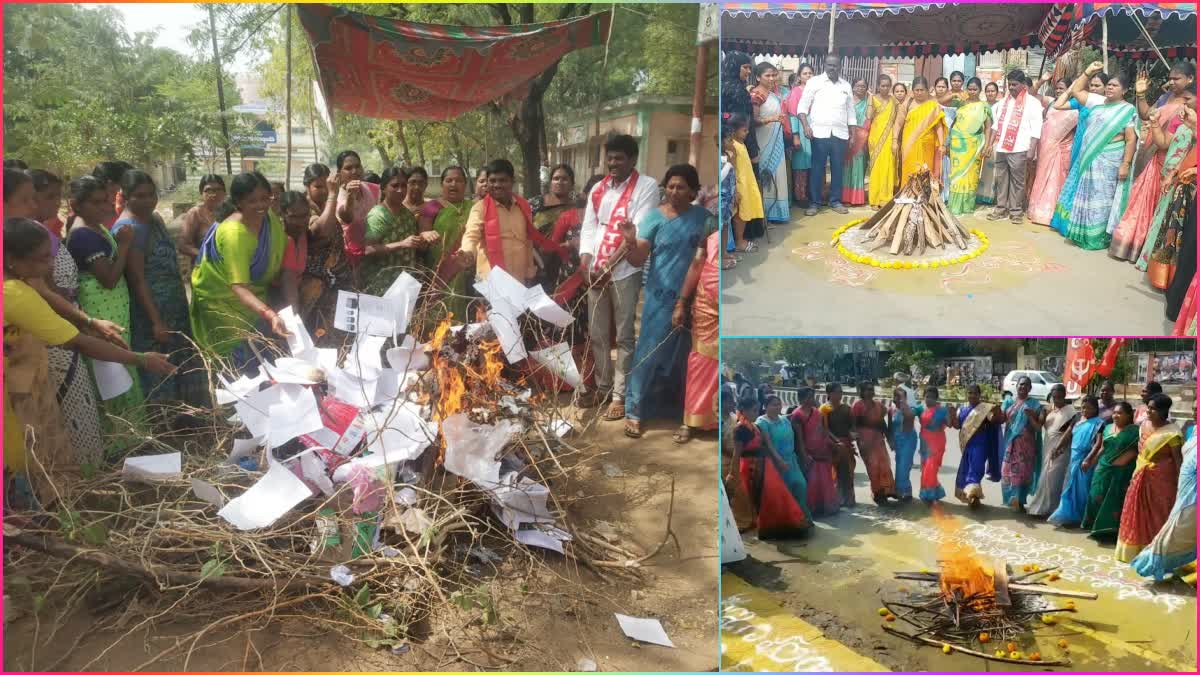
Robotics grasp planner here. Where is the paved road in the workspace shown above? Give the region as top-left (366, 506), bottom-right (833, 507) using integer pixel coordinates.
top-left (721, 427), bottom-right (1197, 672)
top-left (721, 206), bottom-right (1175, 336)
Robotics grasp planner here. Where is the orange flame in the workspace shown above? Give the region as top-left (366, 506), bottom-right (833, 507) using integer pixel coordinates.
top-left (478, 340), bottom-right (505, 390)
top-left (933, 507), bottom-right (995, 607)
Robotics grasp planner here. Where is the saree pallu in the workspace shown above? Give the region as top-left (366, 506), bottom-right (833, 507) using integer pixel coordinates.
top-left (722, 424), bottom-right (756, 531)
top-left (842, 97), bottom-right (869, 206)
top-left (753, 90), bottom-right (791, 222)
top-left (1165, 179), bottom-right (1196, 328)
top-left (852, 400), bottom-right (896, 500)
top-left (791, 406), bottom-right (839, 516)
top-left (956, 403), bottom-right (1001, 503)
top-left (918, 406), bottom-right (948, 502)
top-left (1114, 101), bottom-right (1186, 262)
top-left (1131, 436), bottom-right (1196, 580)
top-left (684, 233), bottom-right (719, 431)
top-left (1027, 404), bottom-right (1078, 517)
top-left (868, 96), bottom-right (899, 207)
top-left (789, 105), bottom-right (812, 204)
top-left (1027, 107), bottom-right (1079, 225)
top-left (1082, 424), bottom-right (1140, 539)
top-left (1001, 398), bottom-right (1044, 508)
top-left (947, 101), bottom-right (991, 215)
top-left (940, 105), bottom-right (957, 201)
top-left (732, 139), bottom-right (765, 222)
top-left (824, 402), bottom-right (857, 507)
top-left (1137, 125), bottom-right (1196, 272)
top-left (890, 410), bottom-right (919, 499)
top-left (900, 100), bottom-right (945, 186)
top-left (737, 417), bottom-right (810, 539)
top-left (1049, 416), bottom-right (1105, 526)
top-left (1116, 422), bottom-right (1184, 562)
top-left (1056, 101), bottom-right (1138, 250)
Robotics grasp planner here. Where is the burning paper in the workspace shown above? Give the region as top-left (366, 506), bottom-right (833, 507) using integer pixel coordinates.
top-left (474, 268), bottom-right (530, 362)
top-left (530, 342), bottom-right (582, 388)
top-left (442, 413), bottom-right (523, 488)
top-left (122, 452), bottom-right (182, 483)
top-left (218, 460), bottom-right (313, 531)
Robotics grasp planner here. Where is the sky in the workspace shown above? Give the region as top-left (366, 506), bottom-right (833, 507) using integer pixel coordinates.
top-left (103, 3), bottom-right (255, 73)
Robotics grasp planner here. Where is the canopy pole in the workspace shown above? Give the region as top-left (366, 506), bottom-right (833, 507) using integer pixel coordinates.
top-left (285, 4), bottom-right (293, 188)
top-left (827, 3), bottom-right (837, 55)
top-left (592, 5), bottom-right (616, 175)
top-left (1102, 15), bottom-right (1109, 74)
top-left (689, 40), bottom-right (710, 168)
top-left (1130, 11), bottom-right (1172, 70)
top-left (208, 5), bottom-right (233, 175)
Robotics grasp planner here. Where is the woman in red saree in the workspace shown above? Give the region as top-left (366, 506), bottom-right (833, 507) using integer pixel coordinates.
top-left (1027, 78), bottom-right (1079, 225)
top-left (1116, 394), bottom-right (1185, 562)
top-left (791, 387), bottom-right (840, 516)
top-left (676, 231), bottom-right (720, 442)
top-left (852, 382), bottom-right (897, 505)
top-left (733, 397), bottom-right (810, 539)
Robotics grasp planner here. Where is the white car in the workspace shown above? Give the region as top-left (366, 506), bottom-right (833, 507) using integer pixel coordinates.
top-left (1002, 370), bottom-right (1066, 401)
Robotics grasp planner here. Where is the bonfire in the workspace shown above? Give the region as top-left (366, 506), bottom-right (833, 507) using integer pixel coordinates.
top-left (878, 515), bottom-right (1096, 666)
top-left (855, 169), bottom-right (972, 256)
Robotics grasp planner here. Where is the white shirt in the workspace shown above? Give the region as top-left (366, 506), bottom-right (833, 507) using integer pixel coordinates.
top-left (579, 172), bottom-right (660, 281)
top-left (990, 90), bottom-right (1045, 154)
top-left (796, 73), bottom-right (856, 140)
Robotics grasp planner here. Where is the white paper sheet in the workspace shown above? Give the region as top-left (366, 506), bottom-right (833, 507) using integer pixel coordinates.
top-left (525, 286), bottom-right (574, 328)
top-left (515, 526), bottom-right (572, 554)
top-left (530, 342), bottom-right (582, 388)
top-left (300, 452), bottom-right (335, 496)
top-left (614, 614), bottom-right (675, 648)
top-left (303, 426), bottom-right (340, 449)
top-left (386, 336), bottom-right (431, 373)
top-left (191, 478), bottom-right (227, 508)
top-left (334, 290), bottom-right (404, 337)
top-left (490, 473), bottom-right (555, 530)
top-left (315, 348), bottom-right (340, 373)
top-left (370, 368), bottom-right (403, 407)
top-left (361, 403), bottom-right (436, 462)
top-left (484, 309), bottom-right (527, 362)
top-left (261, 358), bottom-right (322, 385)
top-left (215, 371), bottom-right (268, 405)
top-left (278, 306), bottom-right (317, 361)
top-left (346, 333), bottom-right (387, 379)
top-left (547, 419), bottom-right (573, 438)
top-left (122, 453), bottom-right (181, 482)
top-left (326, 367), bottom-right (378, 409)
top-left (93, 360), bottom-right (133, 400)
top-left (442, 413), bottom-right (522, 488)
top-left (228, 436), bottom-right (263, 465)
top-left (449, 323), bottom-right (488, 339)
top-left (330, 448), bottom-right (404, 483)
top-left (382, 272), bottom-right (422, 336)
top-left (218, 460), bottom-right (313, 530)
top-left (267, 386), bottom-right (325, 448)
top-left (235, 384), bottom-right (302, 440)
top-left (474, 269), bottom-right (529, 362)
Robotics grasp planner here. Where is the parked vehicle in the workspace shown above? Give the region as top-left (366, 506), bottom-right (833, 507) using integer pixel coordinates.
top-left (1002, 370), bottom-right (1067, 401)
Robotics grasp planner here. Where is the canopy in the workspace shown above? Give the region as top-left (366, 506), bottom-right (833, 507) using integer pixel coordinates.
top-left (721, 3), bottom-right (1076, 57)
top-left (298, 4), bottom-right (611, 121)
top-left (1065, 2), bottom-right (1197, 59)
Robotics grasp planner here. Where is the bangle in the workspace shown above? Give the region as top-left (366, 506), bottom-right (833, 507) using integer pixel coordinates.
top-left (135, 352), bottom-right (147, 368)
top-left (85, 315), bottom-right (94, 328)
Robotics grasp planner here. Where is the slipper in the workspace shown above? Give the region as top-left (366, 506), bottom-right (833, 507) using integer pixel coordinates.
top-left (624, 420), bottom-right (643, 438)
top-left (672, 425), bottom-right (691, 444)
top-left (603, 401), bottom-right (625, 421)
top-left (721, 258), bottom-right (738, 271)
top-left (736, 242), bottom-right (758, 253)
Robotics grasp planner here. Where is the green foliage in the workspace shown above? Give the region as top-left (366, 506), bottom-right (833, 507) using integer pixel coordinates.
top-left (57, 507), bottom-right (107, 547)
top-left (885, 349), bottom-right (936, 378)
top-left (3, 3), bottom-right (247, 176)
top-left (450, 587), bottom-right (498, 626)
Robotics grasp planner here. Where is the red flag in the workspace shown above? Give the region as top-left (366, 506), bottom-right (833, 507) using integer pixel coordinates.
top-left (1063, 338), bottom-right (1096, 399)
top-left (1095, 338), bottom-right (1126, 377)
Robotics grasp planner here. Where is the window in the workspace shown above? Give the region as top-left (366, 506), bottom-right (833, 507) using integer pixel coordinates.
top-left (666, 139), bottom-right (688, 166)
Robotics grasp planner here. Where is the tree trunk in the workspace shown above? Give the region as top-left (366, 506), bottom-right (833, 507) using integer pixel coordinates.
top-left (511, 93), bottom-right (546, 197)
top-left (414, 124), bottom-right (427, 167)
top-left (396, 120), bottom-right (412, 166)
top-left (374, 144), bottom-right (392, 168)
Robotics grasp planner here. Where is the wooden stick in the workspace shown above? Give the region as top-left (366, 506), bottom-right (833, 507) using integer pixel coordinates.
top-left (1008, 583), bottom-right (1098, 599)
top-left (859, 198), bottom-right (895, 230)
top-left (881, 624), bottom-right (1070, 666)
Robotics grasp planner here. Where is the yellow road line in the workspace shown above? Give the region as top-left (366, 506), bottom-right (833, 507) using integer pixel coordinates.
top-left (859, 534), bottom-right (1192, 671)
top-left (721, 573), bottom-right (889, 672)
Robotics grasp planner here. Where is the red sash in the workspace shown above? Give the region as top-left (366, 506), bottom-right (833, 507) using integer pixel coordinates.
top-left (482, 194), bottom-right (563, 276)
top-left (995, 89), bottom-right (1026, 153)
top-left (590, 171), bottom-right (640, 272)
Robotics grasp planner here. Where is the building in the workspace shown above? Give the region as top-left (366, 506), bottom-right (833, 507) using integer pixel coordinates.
top-left (224, 75), bottom-right (323, 190)
top-left (551, 94), bottom-right (719, 187)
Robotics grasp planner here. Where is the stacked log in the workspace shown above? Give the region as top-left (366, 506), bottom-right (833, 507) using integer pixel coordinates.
top-left (856, 169), bottom-right (972, 257)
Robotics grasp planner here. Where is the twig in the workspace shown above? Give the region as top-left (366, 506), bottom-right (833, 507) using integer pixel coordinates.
top-left (881, 624), bottom-right (1070, 666)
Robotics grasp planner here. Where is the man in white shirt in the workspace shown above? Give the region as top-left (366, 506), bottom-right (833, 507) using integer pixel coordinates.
top-left (986, 69), bottom-right (1043, 224)
top-left (578, 134), bottom-right (660, 418)
top-left (797, 55), bottom-right (857, 217)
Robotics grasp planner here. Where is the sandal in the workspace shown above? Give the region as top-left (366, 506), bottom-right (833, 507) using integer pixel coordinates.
top-left (672, 425), bottom-right (691, 444)
top-left (624, 420), bottom-right (643, 438)
top-left (603, 401), bottom-right (626, 421)
top-left (721, 258), bottom-right (738, 271)
top-left (735, 241), bottom-right (758, 253)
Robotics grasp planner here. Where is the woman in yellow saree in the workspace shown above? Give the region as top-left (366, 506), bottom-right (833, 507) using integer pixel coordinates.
top-left (947, 78), bottom-right (993, 215)
top-left (898, 77), bottom-right (946, 187)
top-left (867, 75), bottom-right (899, 207)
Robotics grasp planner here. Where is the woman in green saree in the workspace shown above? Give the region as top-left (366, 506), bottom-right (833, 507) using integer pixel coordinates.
top-left (362, 166), bottom-right (427, 296)
top-left (418, 166), bottom-right (473, 322)
top-left (189, 172), bottom-right (291, 372)
top-left (1136, 114), bottom-right (1196, 272)
top-left (1081, 401), bottom-right (1140, 540)
top-left (64, 176), bottom-right (148, 452)
top-left (946, 78), bottom-right (993, 215)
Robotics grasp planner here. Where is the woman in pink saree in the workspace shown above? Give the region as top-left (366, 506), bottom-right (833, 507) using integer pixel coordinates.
top-left (1110, 64), bottom-right (1195, 260)
top-left (676, 231), bottom-right (719, 443)
top-left (1028, 78), bottom-right (1079, 225)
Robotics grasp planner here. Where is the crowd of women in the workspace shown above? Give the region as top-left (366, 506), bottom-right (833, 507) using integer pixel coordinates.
top-left (3, 138), bottom-right (722, 510)
top-left (720, 51), bottom-right (1197, 334)
top-left (721, 375), bottom-right (1197, 583)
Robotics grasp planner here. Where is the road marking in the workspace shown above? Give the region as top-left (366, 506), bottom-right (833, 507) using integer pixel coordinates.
top-left (721, 573), bottom-right (889, 672)
top-left (849, 527), bottom-right (1193, 671)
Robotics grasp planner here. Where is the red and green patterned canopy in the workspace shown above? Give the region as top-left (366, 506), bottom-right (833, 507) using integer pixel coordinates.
top-left (297, 4), bottom-right (611, 121)
top-left (1064, 2), bottom-right (1197, 58)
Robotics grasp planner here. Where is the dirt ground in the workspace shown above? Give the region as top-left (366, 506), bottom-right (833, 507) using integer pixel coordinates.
top-left (3, 414), bottom-right (719, 672)
top-left (723, 427), bottom-right (1197, 673)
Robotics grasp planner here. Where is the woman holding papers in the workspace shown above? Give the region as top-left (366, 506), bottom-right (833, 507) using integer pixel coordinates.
top-left (362, 166), bottom-right (429, 296)
top-left (5, 217), bottom-right (174, 507)
top-left (189, 171), bottom-right (291, 371)
top-left (619, 164), bottom-right (708, 438)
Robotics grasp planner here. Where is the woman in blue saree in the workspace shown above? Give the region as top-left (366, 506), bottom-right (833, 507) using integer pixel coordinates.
top-left (887, 387), bottom-right (919, 501)
top-left (951, 385), bottom-right (1003, 507)
top-left (621, 165), bottom-right (707, 437)
top-left (751, 62), bottom-right (791, 223)
top-left (1001, 376), bottom-right (1045, 511)
top-left (1052, 64), bottom-right (1138, 249)
top-left (1049, 395), bottom-right (1106, 526)
top-left (756, 395), bottom-right (815, 525)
